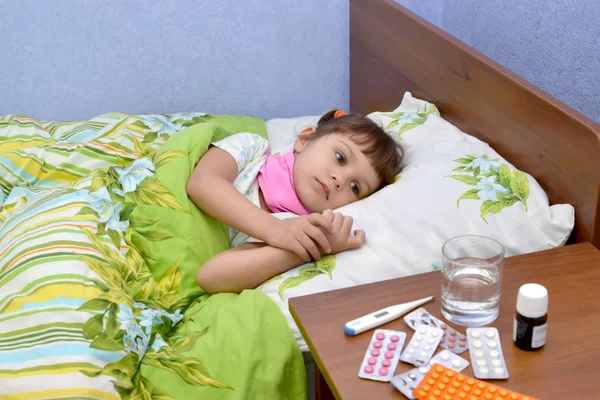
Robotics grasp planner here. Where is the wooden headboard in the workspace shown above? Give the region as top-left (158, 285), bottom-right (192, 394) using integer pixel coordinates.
top-left (350, 0), bottom-right (600, 248)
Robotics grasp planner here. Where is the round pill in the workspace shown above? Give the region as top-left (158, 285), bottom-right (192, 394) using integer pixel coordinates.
top-left (488, 387), bottom-right (497, 393)
top-left (494, 367), bottom-right (505, 376)
top-left (440, 337), bottom-right (445, 343)
top-left (442, 377), bottom-right (450, 384)
top-left (474, 350), bottom-right (484, 357)
top-left (428, 338), bottom-right (435, 345)
top-left (484, 394), bottom-right (492, 400)
top-left (499, 390), bottom-right (508, 397)
top-left (479, 367), bottom-right (489, 376)
top-left (474, 389), bottom-right (482, 396)
top-left (452, 359), bottom-right (462, 368)
top-left (510, 395), bottom-right (519, 400)
top-left (370, 349), bottom-right (380, 357)
top-left (378, 367), bottom-right (388, 376)
top-left (489, 350), bottom-right (500, 358)
top-left (431, 330), bottom-right (440, 338)
top-left (466, 379), bottom-right (475, 385)
top-left (477, 359), bottom-right (486, 366)
top-left (448, 342), bottom-right (455, 349)
top-left (427, 378), bottom-right (436, 385)
top-left (440, 352), bottom-right (451, 361)
top-left (448, 336), bottom-right (456, 343)
top-left (448, 387), bottom-right (456, 395)
top-left (485, 329), bottom-right (496, 338)
top-left (424, 345), bottom-right (432, 351)
top-left (434, 389), bottom-right (442, 396)
top-left (412, 341), bottom-right (419, 348)
top-left (487, 341), bottom-right (498, 349)
top-left (376, 332), bottom-right (385, 340)
top-left (452, 381), bottom-right (461, 388)
top-left (415, 334), bottom-right (424, 341)
top-left (477, 383), bottom-right (486, 389)
top-left (373, 341), bottom-right (383, 349)
top-left (470, 330), bottom-right (481, 338)
top-left (456, 376), bottom-right (465, 382)
top-left (438, 383), bottom-right (446, 390)
top-left (492, 359), bottom-right (502, 367)
top-left (363, 365), bottom-right (374, 373)
top-left (421, 351), bottom-right (428, 357)
top-left (390, 335), bottom-right (400, 342)
top-left (419, 327), bottom-right (427, 334)
top-left (368, 357), bottom-right (377, 365)
top-left (472, 340), bottom-right (483, 348)
top-left (450, 330), bottom-right (456, 336)
top-left (408, 348), bottom-right (415, 354)
top-left (408, 373), bottom-right (417, 380)
top-left (384, 351), bottom-right (394, 359)
top-left (387, 343), bottom-right (397, 351)
top-left (441, 324), bottom-right (447, 329)
top-left (458, 393), bottom-right (467, 399)
top-left (418, 391), bottom-right (427, 398)
top-left (382, 359), bottom-right (391, 367)
top-left (418, 367), bottom-right (429, 374)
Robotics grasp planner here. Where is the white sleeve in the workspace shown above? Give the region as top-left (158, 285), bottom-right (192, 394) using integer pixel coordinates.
top-left (212, 133), bottom-right (271, 173)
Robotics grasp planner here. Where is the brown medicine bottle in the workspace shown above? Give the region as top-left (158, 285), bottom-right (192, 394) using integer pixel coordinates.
top-left (513, 283), bottom-right (548, 351)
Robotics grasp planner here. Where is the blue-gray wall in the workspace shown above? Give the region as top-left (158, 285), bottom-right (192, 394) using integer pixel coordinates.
top-left (0, 0), bottom-right (348, 121)
top-left (397, 0), bottom-right (600, 123)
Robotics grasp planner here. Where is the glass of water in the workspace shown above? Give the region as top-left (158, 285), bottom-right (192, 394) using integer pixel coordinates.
top-left (441, 235), bottom-right (504, 327)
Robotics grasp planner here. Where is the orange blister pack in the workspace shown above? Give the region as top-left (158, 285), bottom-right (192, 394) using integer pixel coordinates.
top-left (413, 365), bottom-right (538, 400)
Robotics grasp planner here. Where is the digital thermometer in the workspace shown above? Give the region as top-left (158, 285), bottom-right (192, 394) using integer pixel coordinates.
top-left (344, 295), bottom-right (435, 336)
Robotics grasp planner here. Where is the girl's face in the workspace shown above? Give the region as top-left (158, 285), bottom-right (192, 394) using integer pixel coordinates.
top-left (293, 128), bottom-right (381, 213)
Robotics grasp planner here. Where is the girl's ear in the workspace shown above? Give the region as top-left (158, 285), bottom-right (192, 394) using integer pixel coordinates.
top-left (294, 127), bottom-right (316, 152)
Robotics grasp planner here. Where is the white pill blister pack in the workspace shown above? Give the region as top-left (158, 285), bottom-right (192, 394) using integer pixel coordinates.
top-left (403, 308), bottom-right (468, 354)
top-left (399, 325), bottom-right (443, 367)
top-left (358, 329), bottom-right (407, 382)
top-left (391, 350), bottom-right (469, 399)
top-left (466, 327), bottom-right (509, 379)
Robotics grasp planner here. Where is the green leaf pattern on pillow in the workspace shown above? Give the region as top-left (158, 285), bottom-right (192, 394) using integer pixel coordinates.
top-left (448, 155), bottom-right (530, 223)
top-left (381, 103), bottom-right (438, 137)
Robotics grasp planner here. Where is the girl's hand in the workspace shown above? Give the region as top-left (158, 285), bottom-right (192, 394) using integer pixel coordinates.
top-left (266, 212), bottom-right (335, 262)
top-left (323, 212), bottom-right (366, 255)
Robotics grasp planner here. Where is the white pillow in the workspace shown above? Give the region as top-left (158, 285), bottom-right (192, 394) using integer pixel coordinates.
top-left (265, 115), bottom-right (319, 151)
top-left (260, 93), bottom-right (574, 352)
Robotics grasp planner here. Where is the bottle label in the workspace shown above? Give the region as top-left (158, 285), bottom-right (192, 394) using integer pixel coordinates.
top-left (532, 322), bottom-right (547, 348)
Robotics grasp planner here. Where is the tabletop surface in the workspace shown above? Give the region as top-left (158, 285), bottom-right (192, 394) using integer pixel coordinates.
top-left (289, 243), bottom-right (600, 399)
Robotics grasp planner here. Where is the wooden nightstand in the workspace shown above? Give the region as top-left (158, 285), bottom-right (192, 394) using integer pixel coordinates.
top-left (289, 243), bottom-right (600, 400)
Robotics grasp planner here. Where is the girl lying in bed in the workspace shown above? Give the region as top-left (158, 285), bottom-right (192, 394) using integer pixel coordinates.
top-left (186, 110), bottom-right (403, 293)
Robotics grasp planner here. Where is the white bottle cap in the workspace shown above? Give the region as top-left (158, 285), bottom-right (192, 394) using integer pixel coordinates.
top-left (516, 283), bottom-right (548, 318)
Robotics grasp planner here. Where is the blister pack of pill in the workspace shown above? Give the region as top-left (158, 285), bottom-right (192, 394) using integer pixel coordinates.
top-left (413, 364), bottom-right (538, 400)
top-left (403, 308), bottom-right (468, 354)
top-left (399, 325), bottom-right (443, 367)
top-left (466, 327), bottom-right (509, 379)
top-left (391, 351), bottom-right (469, 399)
top-left (357, 329), bottom-right (407, 382)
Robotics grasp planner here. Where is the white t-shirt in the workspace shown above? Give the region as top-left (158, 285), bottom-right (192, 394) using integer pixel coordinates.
top-left (212, 133), bottom-right (296, 247)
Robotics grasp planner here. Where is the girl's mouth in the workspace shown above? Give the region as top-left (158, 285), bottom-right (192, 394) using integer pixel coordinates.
top-left (318, 179), bottom-right (330, 200)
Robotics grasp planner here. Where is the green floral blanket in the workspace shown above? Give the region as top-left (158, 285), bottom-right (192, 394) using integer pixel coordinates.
top-left (0, 113), bottom-right (306, 399)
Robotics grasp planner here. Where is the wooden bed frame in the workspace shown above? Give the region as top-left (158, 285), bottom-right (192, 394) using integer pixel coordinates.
top-left (350, 0), bottom-right (600, 248)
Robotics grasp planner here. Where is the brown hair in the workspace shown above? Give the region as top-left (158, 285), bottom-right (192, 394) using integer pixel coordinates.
top-left (306, 109), bottom-right (404, 191)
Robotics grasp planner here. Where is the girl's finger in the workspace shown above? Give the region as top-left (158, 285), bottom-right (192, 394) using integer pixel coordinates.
top-left (332, 212), bottom-right (344, 232)
top-left (341, 215), bottom-right (354, 235)
top-left (347, 230), bottom-right (366, 249)
top-left (293, 241), bottom-right (311, 262)
top-left (305, 223), bottom-right (331, 253)
top-left (298, 234), bottom-right (322, 261)
top-left (307, 213), bottom-right (334, 233)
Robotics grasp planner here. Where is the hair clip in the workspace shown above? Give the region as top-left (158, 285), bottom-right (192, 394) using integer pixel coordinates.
top-left (334, 110), bottom-right (347, 118)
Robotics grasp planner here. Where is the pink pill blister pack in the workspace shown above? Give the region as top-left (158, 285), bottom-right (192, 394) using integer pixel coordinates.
top-left (403, 307), bottom-right (468, 354)
top-left (399, 325), bottom-right (443, 367)
top-left (357, 329), bottom-right (407, 382)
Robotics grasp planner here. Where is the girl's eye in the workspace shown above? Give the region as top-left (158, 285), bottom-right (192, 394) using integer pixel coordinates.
top-left (335, 151), bottom-right (345, 164)
top-left (350, 181), bottom-right (360, 195)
